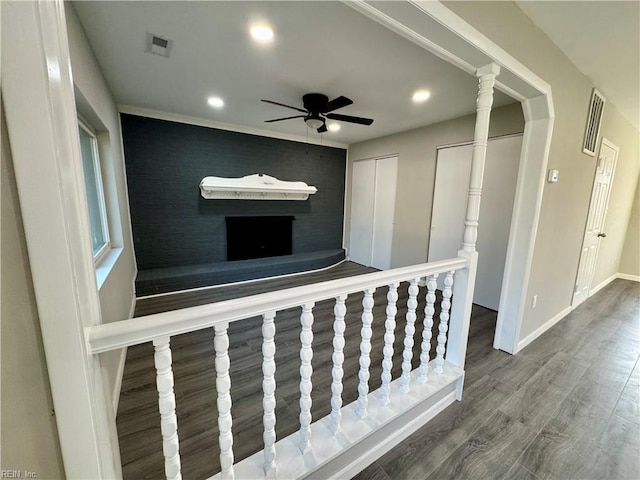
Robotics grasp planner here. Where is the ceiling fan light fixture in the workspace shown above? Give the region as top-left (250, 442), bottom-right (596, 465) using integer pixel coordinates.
top-left (328, 122), bottom-right (340, 132)
top-left (305, 116), bottom-right (324, 129)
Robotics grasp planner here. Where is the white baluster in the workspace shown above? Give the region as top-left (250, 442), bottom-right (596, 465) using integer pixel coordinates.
top-left (357, 288), bottom-right (375, 419)
top-left (400, 279), bottom-right (420, 394)
top-left (299, 302), bottom-right (315, 452)
top-left (214, 324), bottom-right (234, 480)
top-left (380, 283), bottom-right (399, 406)
top-left (418, 274), bottom-right (438, 383)
top-left (435, 272), bottom-right (454, 374)
top-left (153, 336), bottom-right (182, 480)
top-left (262, 311), bottom-right (277, 475)
top-left (330, 295), bottom-right (347, 435)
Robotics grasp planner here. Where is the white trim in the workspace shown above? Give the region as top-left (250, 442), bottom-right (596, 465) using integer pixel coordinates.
top-left (589, 273), bottom-right (618, 297)
top-left (617, 273), bottom-right (640, 282)
top-left (516, 306), bottom-right (572, 353)
top-left (118, 104), bottom-right (349, 150)
top-left (136, 258), bottom-right (347, 300)
top-left (112, 292), bottom-right (136, 413)
top-left (2, 1), bottom-right (119, 476)
top-left (436, 132), bottom-right (524, 151)
top-left (111, 348), bottom-right (127, 413)
top-left (96, 247), bottom-right (123, 290)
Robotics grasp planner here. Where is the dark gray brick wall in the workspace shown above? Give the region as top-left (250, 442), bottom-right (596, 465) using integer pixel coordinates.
top-left (121, 114), bottom-right (347, 270)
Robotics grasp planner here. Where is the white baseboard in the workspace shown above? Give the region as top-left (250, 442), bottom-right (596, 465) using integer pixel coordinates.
top-left (589, 273), bottom-right (618, 297)
top-left (516, 305), bottom-right (572, 353)
top-left (617, 272), bottom-right (640, 282)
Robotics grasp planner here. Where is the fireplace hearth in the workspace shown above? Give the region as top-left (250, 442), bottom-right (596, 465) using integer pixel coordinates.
top-left (226, 216), bottom-right (294, 261)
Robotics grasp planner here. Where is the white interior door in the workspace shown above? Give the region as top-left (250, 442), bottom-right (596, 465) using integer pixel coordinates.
top-left (572, 138), bottom-right (619, 307)
top-left (429, 135), bottom-right (522, 310)
top-left (348, 156), bottom-right (398, 269)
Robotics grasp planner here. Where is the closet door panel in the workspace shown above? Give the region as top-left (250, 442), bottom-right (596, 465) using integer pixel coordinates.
top-left (371, 156), bottom-right (398, 270)
top-left (348, 159), bottom-right (375, 266)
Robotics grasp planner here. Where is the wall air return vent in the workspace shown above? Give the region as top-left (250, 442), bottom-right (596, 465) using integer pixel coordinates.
top-left (145, 32), bottom-right (173, 58)
top-left (582, 88), bottom-right (606, 156)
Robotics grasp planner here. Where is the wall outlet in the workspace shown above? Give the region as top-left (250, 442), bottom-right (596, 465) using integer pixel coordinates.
top-left (531, 294), bottom-right (538, 309)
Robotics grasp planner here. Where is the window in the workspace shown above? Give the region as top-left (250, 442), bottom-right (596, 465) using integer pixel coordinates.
top-left (78, 119), bottom-right (110, 260)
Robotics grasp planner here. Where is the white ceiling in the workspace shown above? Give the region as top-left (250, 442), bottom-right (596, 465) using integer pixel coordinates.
top-left (72, 1), bottom-right (516, 146)
top-left (517, 1), bottom-right (640, 131)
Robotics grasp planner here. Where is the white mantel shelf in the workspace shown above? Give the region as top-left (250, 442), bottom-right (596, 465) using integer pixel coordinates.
top-left (199, 174), bottom-right (317, 200)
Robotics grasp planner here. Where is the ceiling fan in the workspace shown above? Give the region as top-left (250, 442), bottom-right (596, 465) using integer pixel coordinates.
top-left (261, 93), bottom-right (374, 133)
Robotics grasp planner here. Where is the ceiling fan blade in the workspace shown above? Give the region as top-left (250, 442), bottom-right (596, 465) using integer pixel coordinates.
top-left (326, 113), bottom-right (374, 125)
top-left (317, 123), bottom-right (328, 133)
top-left (325, 96), bottom-right (353, 113)
top-left (264, 115), bottom-right (306, 123)
top-left (261, 99), bottom-right (307, 113)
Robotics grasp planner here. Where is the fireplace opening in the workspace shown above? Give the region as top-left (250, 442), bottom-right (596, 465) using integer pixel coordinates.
top-left (226, 216), bottom-right (294, 261)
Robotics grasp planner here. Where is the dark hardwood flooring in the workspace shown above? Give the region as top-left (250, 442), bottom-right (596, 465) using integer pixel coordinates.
top-left (118, 264), bottom-right (640, 480)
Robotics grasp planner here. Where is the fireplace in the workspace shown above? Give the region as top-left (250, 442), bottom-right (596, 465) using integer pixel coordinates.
top-left (226, 216), bottom-right (294, 261)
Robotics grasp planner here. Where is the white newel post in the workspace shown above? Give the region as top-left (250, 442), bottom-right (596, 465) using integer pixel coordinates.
top-left (447, 64), bottom-right (499, 383)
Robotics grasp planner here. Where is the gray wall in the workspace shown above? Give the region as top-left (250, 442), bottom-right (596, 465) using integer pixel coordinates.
top-left (1, 104), bottom-right (65, 478)
top-left (66, 3), bottom-right (137, 411)
top-left (620, 179), bottom-right (640, 277)
top-left (121, 114), bottom-right (347, 270)
top-left (347, 102), bottom-right (525, 268)
top-left (445, 1), bottom-right (640, 339)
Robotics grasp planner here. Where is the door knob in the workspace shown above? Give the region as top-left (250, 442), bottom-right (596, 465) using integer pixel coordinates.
top-left (597, 232), bottom-right (607, 238)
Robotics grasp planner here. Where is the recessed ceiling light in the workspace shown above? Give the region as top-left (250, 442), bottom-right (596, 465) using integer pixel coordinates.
top-left (207, 96), bottom-right (224, 108)
top-left (412, 90), bottom-right (431, 103)
top-left (250, 24), bottom-right (274, 43)
top-left (328, 123), bottom-right (341, 132)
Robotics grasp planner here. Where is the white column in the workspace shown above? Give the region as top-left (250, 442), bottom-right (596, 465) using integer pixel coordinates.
top-left (214, 324), bottom-right (234, 480)
top-left (153, 337), bottom-right (182, 480)
top-left (462, 63), bottom-right (500, 253)
top-left (299, 302), bottom-right (315, 452)
top-left (261, 312), bottom-right (277, 475)
top-left (330, 295), bottom-right (347, 435)
top-left (448, 63), bottom-right (499, 383)
top-left (380, 283), bottom-right (399, 405)
top-left (400, 278), bottom-right (420, 394)
top-left (418, 274), bottom-right (438, 383)
top-left (357, 288), bottom-right (376, 419)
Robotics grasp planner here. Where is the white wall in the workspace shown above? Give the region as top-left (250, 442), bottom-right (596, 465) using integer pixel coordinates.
top-left (347, 103), bottom-right (525, 268)
top-left (619, 178), bottom-right (640, 277)
top-left (445, 1), bottom-right (640, 340)
top-left (65, 3), bottom-right (137, 410)
top-left (1, 104), bottom-right (65, 478)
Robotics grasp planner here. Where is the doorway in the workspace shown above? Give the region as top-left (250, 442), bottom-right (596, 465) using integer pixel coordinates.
top-left (428, 134), bottom-right (523, 310)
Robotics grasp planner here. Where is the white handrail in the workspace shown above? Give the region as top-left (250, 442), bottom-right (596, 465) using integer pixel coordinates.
top-left (87, 257), bottom-right (468, 354)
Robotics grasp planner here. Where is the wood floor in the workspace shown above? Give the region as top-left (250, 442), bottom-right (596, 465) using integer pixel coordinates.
top-left (118, 264), bottom-right (640, 479)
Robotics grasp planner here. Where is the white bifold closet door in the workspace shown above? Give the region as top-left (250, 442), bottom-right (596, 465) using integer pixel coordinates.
top-left (348, 156), bottom-right (398, 270)
top-left (428, 135), bottom-right (522, 310)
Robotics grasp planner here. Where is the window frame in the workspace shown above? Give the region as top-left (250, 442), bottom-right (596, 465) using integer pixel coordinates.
top-left (78, 116), bottom-right (111, 263)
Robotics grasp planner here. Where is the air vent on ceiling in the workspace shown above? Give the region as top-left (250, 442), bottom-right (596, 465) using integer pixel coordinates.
top-left (145, 32), bottom-right (173, 58)
top-left (582, 88), bottom-right (606, 156)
